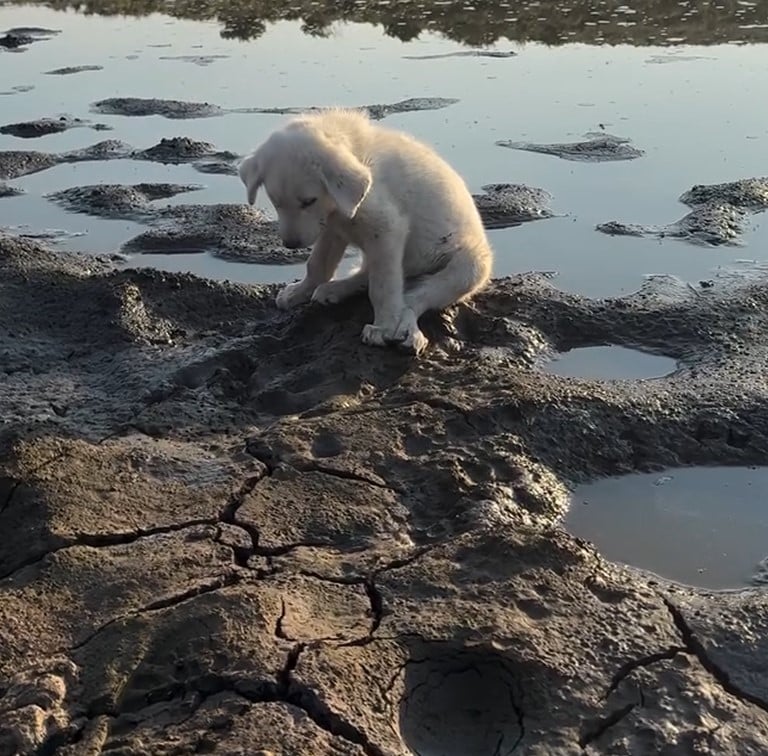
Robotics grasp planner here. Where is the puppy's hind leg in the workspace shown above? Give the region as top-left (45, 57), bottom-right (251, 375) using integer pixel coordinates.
top-left (404, 243), bottom-right (492, 319)
top-left (311, 263), bottom-right (369, 305)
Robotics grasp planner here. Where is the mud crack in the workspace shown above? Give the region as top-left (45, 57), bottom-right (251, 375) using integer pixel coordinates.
top-left (663, 596), bottom-right (768, 714)
top-left (0, 518), bottom-right (230, 581)
top-left (579, 701), bottom-right (637, 749)
top-left (277, 643), bottom-right (387, 756)
top-left (605, 645), bottom-right (688, 698)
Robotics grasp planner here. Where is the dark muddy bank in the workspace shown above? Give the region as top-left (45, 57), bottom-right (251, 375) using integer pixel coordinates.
top-left (3, 233), bottom-right (768, 754)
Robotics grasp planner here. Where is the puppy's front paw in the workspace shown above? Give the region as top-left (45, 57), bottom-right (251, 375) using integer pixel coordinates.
top-left (276, 281), bottom-right (313, 310)
top-left (311, 281), bottom-right (344, 306)
top-left (361, 309), bottom-right (428, 355)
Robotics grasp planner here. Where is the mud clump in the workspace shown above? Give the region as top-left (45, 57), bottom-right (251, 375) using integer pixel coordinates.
top-left (0, 116), bottom-right (112, 139)
top-left (404, 49), bottom-right (517, 59)
top-left (121, 204), bottom-right (310, 263)
top-left (92, 97), bottom-right (225, 119)
top-left (0, 183), bottom-right (23, 198)
top-left (47, 183), bottom-right (204, 219)
top-left (0, 139), bottom-right (132, 180)
top-left (0, 27), bottom-right (59, 50)
top-left (473, 183), bottom-right (555, 228)
top-left (134, 136), bottom-right (238, 165)
top-left (4, 234), bottom-right (768, 753)
top-left (680, 177), bottom-right (768, 211)
top-left (240, 97), bottom-right (459, 120)
top-left (598, 177), bottom-right (767, 247)
top-left (497, 132), bottom-right (644, 162)
top-left (44, 64), bottom-right (103, 75)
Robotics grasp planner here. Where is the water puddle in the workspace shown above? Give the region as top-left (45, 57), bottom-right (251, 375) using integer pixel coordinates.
top-left (567, 467), bottom-right (768, 589)
top-left (544, 346), bottom-right (677, 380)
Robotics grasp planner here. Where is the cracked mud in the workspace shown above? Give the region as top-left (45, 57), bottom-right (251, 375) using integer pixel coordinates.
top-left (4, 231), bottom-right (768, 754)
top-left (598, 177), bottom-right (768, 246)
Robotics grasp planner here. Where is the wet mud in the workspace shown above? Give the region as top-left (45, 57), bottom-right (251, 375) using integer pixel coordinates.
top-left (0, 138), bottom-right (237, 181)
top-left (91, 96), bottom-right (459, 120)
top-left (403, 49), bottom-right (516, 59)
top-left (47, 183), bottom-right (204, 219)
top-left (0, 184), bottom-right (23, 198)
top-left (0, 116), bottom-right (112, 139)
top-left (598, 177), bottom-right (768, 247)
top-left (3, 231), bottom-right (768, 753)
top-left (473, 183), bottom-right (555, 228)
top-left (496, 132), bottom-right (644, 162)
top-left (0, 26), bottom-right (58, 50)
top-left (44, 64), bottom-right (103, 75)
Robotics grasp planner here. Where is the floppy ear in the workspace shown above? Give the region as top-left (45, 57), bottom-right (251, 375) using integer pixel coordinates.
top-left (238, 153), bottom-right (262, 205)
top-left (313, 138), bottom-right (372, 218)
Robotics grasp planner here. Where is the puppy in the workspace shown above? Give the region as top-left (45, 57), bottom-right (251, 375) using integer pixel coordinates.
top-left (238, 108), bottom-right (492, 354)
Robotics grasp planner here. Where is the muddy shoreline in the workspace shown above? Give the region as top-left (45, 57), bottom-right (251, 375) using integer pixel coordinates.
top-left (3, 232), bottom-right (768, 754)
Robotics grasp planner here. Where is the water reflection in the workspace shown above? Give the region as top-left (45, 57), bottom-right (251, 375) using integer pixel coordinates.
top-left (6, 0), bottom-right (768, 46)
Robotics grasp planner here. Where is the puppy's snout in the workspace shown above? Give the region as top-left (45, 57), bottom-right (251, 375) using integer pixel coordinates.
top-left (283, 237), bottom-right (305, 249)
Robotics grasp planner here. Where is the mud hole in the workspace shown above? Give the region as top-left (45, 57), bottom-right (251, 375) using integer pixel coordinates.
top-left (4, 232), bottom-right (768, 753)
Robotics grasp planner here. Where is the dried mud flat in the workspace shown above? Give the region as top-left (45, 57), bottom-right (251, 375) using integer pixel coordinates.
top-left (4, 233), bottom-right (768, 755)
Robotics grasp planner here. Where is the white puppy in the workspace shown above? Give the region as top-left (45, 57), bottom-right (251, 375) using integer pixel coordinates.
top-left (238, 108), bottom-right (492, 354)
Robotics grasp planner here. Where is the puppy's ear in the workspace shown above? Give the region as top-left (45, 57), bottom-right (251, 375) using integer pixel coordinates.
top-left (238, 153), bottom-right (262, 205)
top-left (314, 138), bottom-right (372, 218)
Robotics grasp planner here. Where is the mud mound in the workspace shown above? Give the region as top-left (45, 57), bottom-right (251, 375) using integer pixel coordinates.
top-left (47, 183), bottom-right (204, 219)
top-left (473, 183), bottom-right (555, 228)
top-left (598, 176), bottom-right (767, 247)
top-left (0, 116), bottom-right (111, 138)
top-left (496, 132), bottom-right (644, 162)
top-left (3, 233), bottom-right (768, 753)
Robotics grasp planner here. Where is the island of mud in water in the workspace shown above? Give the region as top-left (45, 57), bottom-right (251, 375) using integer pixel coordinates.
top-left (4, 233), bottom-right (768, 754)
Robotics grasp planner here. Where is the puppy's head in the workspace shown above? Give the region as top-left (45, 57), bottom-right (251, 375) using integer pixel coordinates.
top-left (238, 118), bottom-right (372, 249)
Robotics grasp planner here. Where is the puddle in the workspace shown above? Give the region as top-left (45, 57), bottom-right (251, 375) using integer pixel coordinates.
top-left (567, 467), bottom-right (768, 589)
top-left (0, 3), bottom-right (766, 298)
top-left (543, 346), bottom-right (677, 380)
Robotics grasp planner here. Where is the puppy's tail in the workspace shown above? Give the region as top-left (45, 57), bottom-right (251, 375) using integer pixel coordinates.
top-left (405, 241), bottom-right (492, 318)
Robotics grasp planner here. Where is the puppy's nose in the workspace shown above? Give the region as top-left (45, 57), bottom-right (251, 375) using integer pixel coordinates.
top-left (283, 237), bottom-right (304, 249)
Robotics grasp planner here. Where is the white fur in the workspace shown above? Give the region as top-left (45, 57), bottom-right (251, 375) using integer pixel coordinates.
top-left (238, 108), bottom-right (493, 354)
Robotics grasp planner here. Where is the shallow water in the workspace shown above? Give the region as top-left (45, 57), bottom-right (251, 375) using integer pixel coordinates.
top-left (1, 1), bottom-right (767, 297)
top-left (568, 467), bottom-right (768, 589)
top-left (544, 345), bottom-right (677, 380)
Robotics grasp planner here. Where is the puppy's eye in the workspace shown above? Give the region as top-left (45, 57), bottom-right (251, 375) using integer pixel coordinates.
top-left (299, 197), bottom-right (317, 209)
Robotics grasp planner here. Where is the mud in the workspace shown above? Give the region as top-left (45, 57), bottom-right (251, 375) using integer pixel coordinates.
top-left (121, 204), bottom-right (308, 263)
top-left (44, 65), bottom-right (103, 75)
top-left (0, 184), bottom-right (23, 198)
top-left (47, 183), bottom-right (204, 219)
top-left (403, 49), bottom-right (516, 59)
top-left (0, 116), bottom-right (112, 139)
top-left (133, 136), bottom-right (239, 165)
top-left (92, 97), bottom-right (226, 119)
top-left (598, 177), bottom-right (767, 247)
top-left (0, 139), bottom-right (131, 180)
top-left (0, 138), bottom-right (234, 181)
top-left (91, 96), bottom-right (458, 121)
top-left (0, 26), bottom-right (59, 50)
top-left (496, 132), bottom-right (644, 162)
top-left (4, 230), bottom-right (768, 753)
top-left (158, 54), bottom-right (229, 66)
top-left (473, 183), bottom-right (555, 229)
